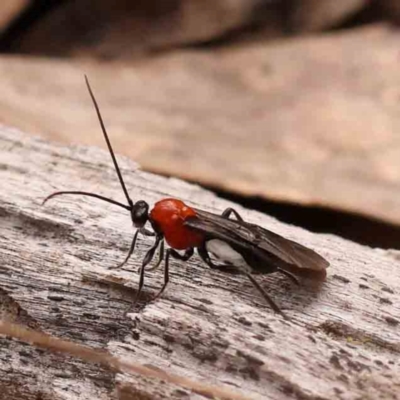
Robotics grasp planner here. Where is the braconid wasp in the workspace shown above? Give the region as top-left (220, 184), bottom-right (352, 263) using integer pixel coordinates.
top-left (43, 76), bottom-right (329, 316)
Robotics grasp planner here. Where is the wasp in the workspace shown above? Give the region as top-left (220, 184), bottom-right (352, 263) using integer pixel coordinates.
top-left (43, 76), bottom-right (329, 316)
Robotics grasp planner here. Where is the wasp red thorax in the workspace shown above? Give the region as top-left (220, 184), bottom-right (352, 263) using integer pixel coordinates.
top-left (150, 199), bottom-right (204, 250)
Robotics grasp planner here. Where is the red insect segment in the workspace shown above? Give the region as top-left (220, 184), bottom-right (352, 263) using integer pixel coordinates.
top-left (43, 76), bottom-right (329, 317)
top-left (150, 199), bottom-right (204, 250)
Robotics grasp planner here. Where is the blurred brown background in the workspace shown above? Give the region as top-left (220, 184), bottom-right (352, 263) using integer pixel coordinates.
top-left (1, 0), bottom-right (400, 248)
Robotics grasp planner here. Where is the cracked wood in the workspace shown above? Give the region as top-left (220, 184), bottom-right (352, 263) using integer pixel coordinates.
top-left (0, 126), bottom-right (399, 400)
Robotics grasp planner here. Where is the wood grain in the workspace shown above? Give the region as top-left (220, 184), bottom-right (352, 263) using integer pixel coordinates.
top-left (0, 126), bottom-right (399, 399)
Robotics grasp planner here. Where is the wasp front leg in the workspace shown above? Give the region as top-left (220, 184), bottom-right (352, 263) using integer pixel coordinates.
top-left (111, 227), bottom-right (156, 270)
top-left (133, 234), bottom-right (163, 304)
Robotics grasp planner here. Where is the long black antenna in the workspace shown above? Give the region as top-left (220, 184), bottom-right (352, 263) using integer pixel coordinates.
top-left (84, 75), bottom-right (133, 207)
top-left (42, 191), bottom-right (130, 211)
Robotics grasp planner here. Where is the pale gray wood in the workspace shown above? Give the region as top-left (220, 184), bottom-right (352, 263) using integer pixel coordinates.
top-left (0, 126), bottom-right (399, 400)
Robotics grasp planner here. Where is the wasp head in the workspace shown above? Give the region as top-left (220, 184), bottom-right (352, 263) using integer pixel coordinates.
top-left (131, 200), bottom-right (149, 228)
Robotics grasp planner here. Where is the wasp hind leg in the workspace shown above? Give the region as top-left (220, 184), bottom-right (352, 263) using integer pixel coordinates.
top-left (221, 207), bottom-right (244, 222)
top-left (199, 245), bottom-right (287, 318)
top-left (279, 269), bottom-right (300, 285)
top-left (246, 274), bottom-right (287, 319)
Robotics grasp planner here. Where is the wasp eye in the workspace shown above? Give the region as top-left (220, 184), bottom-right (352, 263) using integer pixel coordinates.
top-left (132, 200), bottom-right (149, 227)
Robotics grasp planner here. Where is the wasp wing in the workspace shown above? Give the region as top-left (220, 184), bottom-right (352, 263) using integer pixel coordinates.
top-left (186, 209), bottom-right (329, 272)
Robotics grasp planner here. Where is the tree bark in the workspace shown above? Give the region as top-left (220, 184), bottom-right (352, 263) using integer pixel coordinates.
top-left (0, 126), bottom-right (399, 399)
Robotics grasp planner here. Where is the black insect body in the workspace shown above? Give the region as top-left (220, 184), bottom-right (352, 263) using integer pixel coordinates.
top-left (43, 76), bottom-right (330, 316)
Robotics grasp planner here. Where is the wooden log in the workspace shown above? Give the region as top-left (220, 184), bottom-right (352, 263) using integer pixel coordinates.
top-left (0, 126), bottom-right (399, 399)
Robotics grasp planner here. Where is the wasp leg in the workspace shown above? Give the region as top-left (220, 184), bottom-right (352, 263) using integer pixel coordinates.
top-left (199, 245), bottom-right (286, 317)
top-left (197, 245), bottom-right (218, 268)
top-left (133, 235), bottom-right (163, 304)
top-left (197, 245), bottom-right (239, 274)
top-left (110, 229), bottom-right (139, 269)
top-left (170, 248), bottom-right (194, 262)
top-left (279, 269), bottom-right (300, 285)
top-left (146, 240), bottom-right (165, 272)
top-left (246, 274), bottom-right (287, 318)
top-left (110, 227), bottom-right (155, 270)
top-left (152, 248), bottom-right (194, 301)
top-left (141, 227), bottom-right (155, 237)
top-left (221, 207), bottom-right (244, 222)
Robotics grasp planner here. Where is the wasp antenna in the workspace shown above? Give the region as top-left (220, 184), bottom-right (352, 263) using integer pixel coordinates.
top-left (42, 190), bottom-right (131, 211)
top-left (84, 75), bottom-right (133, 208)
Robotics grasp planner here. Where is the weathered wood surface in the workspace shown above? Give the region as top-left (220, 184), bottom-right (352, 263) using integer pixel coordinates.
top-left (0, 126), bottom-right (399, 400)
top-left (0, 321), bottom-right (251, 400)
